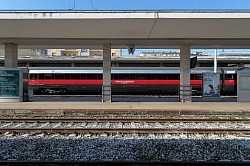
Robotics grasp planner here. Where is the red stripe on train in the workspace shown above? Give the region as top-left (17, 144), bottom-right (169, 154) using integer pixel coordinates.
top-left (29, 80), bottom-right (102, 85)
top-left (224, 80), bottom-right (236, 85)
top-left (113, 80), bottom-right (202, 85)
top-left (29, 79), bottom-right (203, 85)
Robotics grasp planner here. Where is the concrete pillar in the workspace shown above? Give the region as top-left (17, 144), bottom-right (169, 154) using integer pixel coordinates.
top-left (102, 44), bottom-right (112, 102)
top-left (71, 62), bottom-right (75, 67)
top-left (5, 43), bottom-right (18, 68)
top-left (180, 43), bottom-right (191, 102)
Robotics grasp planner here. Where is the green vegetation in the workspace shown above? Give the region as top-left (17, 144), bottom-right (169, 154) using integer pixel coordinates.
top-left (236, 134), bottom-right (250, 138)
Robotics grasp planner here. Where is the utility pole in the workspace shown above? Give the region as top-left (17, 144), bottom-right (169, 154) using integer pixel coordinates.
top-left (214, 49), bottom-right (217, 73)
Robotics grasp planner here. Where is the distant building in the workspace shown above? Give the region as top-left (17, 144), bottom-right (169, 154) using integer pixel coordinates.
top-left (139, 51), bottom-right (203, 57)
top-left (89, 49), bottom-right (121, 57)
top-left (46, 49), bottom-right (121, 57)
top-left (139, 52), bottom-right (179, 57)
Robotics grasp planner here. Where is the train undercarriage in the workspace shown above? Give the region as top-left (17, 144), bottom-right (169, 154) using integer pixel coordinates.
top-left (30, 84), bottom-right (238, 96)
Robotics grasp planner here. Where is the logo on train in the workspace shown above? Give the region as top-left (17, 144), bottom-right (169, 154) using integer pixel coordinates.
top-left (114, 80), bottom-right (134, 84)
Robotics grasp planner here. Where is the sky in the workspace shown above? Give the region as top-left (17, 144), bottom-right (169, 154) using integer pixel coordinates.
top-left (1, 0), bottom-right (250, 56)
top-left (1, 0), bottom-right (250, 10)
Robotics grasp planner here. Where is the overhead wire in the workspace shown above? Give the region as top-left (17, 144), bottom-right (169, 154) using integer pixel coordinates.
top-left (147, 12), bottom-right (159, 39)
top-left (91, 0), bottom-right (98, 10)
top-left (69, 0), bottom-right (76, 10)
top-left (170, 0), bottom-right (173, 10)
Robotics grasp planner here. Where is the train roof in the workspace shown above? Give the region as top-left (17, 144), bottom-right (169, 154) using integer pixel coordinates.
top-left (222, 67), bottom-right (244, 74)
top-left (27, 67), bottom-right (242, 74)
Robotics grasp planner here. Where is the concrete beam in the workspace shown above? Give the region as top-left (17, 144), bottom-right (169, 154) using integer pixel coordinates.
top-left (2, 11), bottom-right (250, 48)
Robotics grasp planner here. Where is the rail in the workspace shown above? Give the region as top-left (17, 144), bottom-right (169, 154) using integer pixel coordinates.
top-left (1, 118), bottom-right (250, 123)
top-left (1, 118), bottom-right (250, 135)
top-left (1, 128), bottom-right (250, 134)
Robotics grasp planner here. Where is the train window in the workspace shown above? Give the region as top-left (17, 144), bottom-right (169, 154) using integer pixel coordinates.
top-left (145, 74), bottom-right (152, 80)
top-left (55, 74), bottom-right (65, 79)
top-left (191, 74), bottom-right (195, 80)
top-left (112, 74), bottom-right (119, 80)
top-left (38, 74), bottom-right (44, 79)
top-left (161, 74), bottom-right (168, 80)
top-left (97, 74), bottom-right (102, 79)
top-left (44, 74), bottom-right (54, 79)
top-left (80, 74), bottom-right (87, 79)
top-left (137, 74), bottom-right (146, 80)
top-left (119, 74), bottom-right (130, 80)
top-left (168, 74), bottom-right (180, 80)
top-left (87, 74), bottom-right (100, 80)
top-left (30, 74), bottom-right (38, 79)
top-left (225, 74), bottom-right (236, 80)
top-left (151, 74), bottom-right (162, 80)
top-left (191, 74), bottom-right (202, 80)
top-left (38, 74), bottom-right (53, 79)
top-left (197, 74), bottom-right (202, 80)
top-left (129, 74), bottom-right (136, 80)
top-left (71, 74), bottom-right (81, 79)
top-left (65, 74), bottom-right (71, 80)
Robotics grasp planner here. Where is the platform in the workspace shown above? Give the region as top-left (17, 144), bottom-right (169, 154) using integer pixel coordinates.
top-left (0, 101), bottom-right (250, 117)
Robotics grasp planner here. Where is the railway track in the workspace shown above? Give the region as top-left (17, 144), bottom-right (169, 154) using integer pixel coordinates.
top-left (0, 118), bottom-right (250, 135)
top-left (1, 118), bottom-right (250, 123)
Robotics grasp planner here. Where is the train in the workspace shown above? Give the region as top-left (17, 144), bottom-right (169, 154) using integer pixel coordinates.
top-left (27, 67), bottom-right (238, 96)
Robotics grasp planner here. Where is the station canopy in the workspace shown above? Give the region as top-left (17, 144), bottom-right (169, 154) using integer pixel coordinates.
top-left (1, 10), bottom-right (250, 49)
